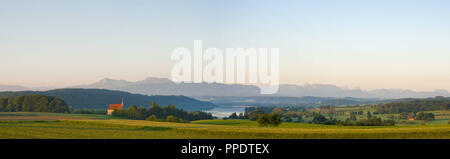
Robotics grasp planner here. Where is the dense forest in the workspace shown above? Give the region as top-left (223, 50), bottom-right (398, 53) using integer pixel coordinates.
top-left (112, 101), bottom-right (214, 122)
top-left (0, 88), bottom-right (216, 111)
top-left (377, 97), bottom-right (450, 114)
top-left (0, 95), bottom-right (70, 113)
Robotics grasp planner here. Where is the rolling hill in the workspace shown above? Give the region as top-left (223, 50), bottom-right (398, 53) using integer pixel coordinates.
top-left (0, 88), bottom-right (216, 111)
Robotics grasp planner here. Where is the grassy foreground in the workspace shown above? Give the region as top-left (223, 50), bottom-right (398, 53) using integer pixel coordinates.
top-left (0, 113), bottom-right (449, 139)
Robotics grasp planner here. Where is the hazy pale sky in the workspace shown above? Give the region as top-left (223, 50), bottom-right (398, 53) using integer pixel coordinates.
top-left (1, 0), bottom-right (450, 91)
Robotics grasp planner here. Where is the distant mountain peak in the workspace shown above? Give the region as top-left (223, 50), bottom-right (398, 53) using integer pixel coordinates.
top-left (139, 77), bottom-right (172, 84)
top-left (72, 77), bottom-right (260, 96)
top-left (98, 78), bottom-right (115, 83)
top-left (72, 77), bottom-right (450, 98)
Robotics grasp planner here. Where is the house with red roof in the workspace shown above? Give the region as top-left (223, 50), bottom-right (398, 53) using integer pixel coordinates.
top-left (107, 100), bottom-right (124, 115)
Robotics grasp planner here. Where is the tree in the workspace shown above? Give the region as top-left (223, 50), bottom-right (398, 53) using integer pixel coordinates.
top-left (126, 105), bottom-right (139, 120)
top-left (229, 112), bottom-right (238, 119)
top-left (243, 111), bottom-right (249, 118)
top-left (146, 115), bottom-right (158, 121)
top-left (367, 111), bottom-right (372, 120)
top-left (257, 113), bottom-right (281, 127)
top-left (416, 112), bottom-right (435, 121)
top-left (349, 113), bottom-right (357, 121)
top-left (249, 109), bottom-right (263, 121)
top-left (112, 109), bottom-right (127, 118)
top-left (312, 114), bottom-right (327, 124)
top-left (269, 114), bottom-right (281, 126)
top-left (257, 114), bottom-right (270, 126)
top-left (149, 101), bottom-right (162, 115)
top-left (272, 107), bottom-right (284, 115)
top-left (400, 112), bottom-right (409, 120)
top-left (165, 115), bottom-right (185, 123)
top-left (238, 112), bottom-right (244, 119)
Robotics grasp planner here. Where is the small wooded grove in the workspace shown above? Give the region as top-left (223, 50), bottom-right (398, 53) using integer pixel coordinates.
top-left (0, 95), bottom-right (70, 113)
top-left (111, 101), bottom-right (214, 122)
top-left (257, 113), bottom-right (281, 126)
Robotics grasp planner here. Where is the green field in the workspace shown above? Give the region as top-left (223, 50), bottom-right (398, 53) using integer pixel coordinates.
top-left (0, 112), bottom-right (121, 119)
top-left (0, 112), bottom-right (449, 139)
top-left (309, 106), bottom-right (450, 126)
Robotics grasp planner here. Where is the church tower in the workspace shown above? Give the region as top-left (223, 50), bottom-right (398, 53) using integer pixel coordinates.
top-left (107, 99), bottom-right (125, 115)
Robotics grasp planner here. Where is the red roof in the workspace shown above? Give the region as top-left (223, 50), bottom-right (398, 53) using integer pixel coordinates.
top-left (108, 103), bottom-right (123, 110)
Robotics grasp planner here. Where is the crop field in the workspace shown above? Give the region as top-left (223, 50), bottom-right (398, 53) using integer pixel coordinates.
top-left (0, 112), bottom-right (449, 139)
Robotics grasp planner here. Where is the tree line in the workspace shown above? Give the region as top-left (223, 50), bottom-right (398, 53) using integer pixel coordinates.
top-left (376, 98), bottom-right (450, 114)
top-left (225, 108), bottom-right (282, 126)
top-left (0, 95), bottom-right (70, 113)
top-left (415, 112), bottom-right (435, 121)
top-left (111, 101), bottom-right (214, 122)
top-left (312, 112), bottom-right (395, 126)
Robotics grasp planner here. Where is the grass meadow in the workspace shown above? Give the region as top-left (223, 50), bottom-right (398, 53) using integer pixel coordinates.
top-left (0, 112), bottom-right (449, 139)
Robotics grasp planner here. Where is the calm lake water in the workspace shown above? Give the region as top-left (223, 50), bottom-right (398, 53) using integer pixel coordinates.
top-left (206, 106), bottom-right (248, 118)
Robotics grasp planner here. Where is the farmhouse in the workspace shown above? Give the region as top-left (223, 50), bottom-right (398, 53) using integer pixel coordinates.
top-left (107, 100), bottom-right (124, 115)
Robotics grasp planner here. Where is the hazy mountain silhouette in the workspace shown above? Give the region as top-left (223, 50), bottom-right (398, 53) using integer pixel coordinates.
top-left (0, 85), bottom-right (53, 92)
top-left (74, 77), bottom-right (261, 96)
top-left (0, 85), bottom-right (28, 92)
top-left (2, 77), bottom-right (449, 99)
top-left (73, 77), bottom-right (450, 99)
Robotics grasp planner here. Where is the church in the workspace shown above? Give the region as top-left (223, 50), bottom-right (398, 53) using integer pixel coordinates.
top-left (107, 100), bottom-right (124, 115)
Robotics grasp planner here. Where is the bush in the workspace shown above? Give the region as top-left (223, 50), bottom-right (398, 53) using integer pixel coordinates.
top-left (249, 110), bottom-right (263, 121)
top-left (257, 114), bottom-right (270, 126)
top-left (72, 108), bottom-right (106, 114)
top-left (415, 112), bottom-right (435, 121)
top-left (270, 114), bottom-right (281, 126)
top-left (324, 118), bottom-right (339, 125)
top-left (145, 115), bottom-right (158, 121)
top-left (165, 115), bottom-right (185, 123)
top-left (257, 113), bottom-right (281, 127)
top-left (312, 114), bottom-right (327, 124)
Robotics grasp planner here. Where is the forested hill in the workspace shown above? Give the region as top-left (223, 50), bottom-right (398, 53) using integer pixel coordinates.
top-left (0, 95), bottom-right (70, 113)
top-left (0, 89), bottom-right (216, 111)
top-left (377, 97), bottom-right (450, 113)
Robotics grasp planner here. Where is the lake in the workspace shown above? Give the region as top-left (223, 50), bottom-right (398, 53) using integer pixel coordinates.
top-left (206, 106), bottom-right (248, 118)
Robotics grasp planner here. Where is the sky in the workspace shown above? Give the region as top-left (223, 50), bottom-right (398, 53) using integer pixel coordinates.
top-left (1, 0), bottom-right (450, 91)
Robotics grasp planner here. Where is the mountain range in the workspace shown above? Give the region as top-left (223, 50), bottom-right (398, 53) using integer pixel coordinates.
top-left (74, 77), bottom-right (260, 97)
top-left (276, 84), bottom-right (450, 99)
top-left (1, 77), bottom-right (449, 99)
top-left (73, 77), bottom-right (450, 99)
